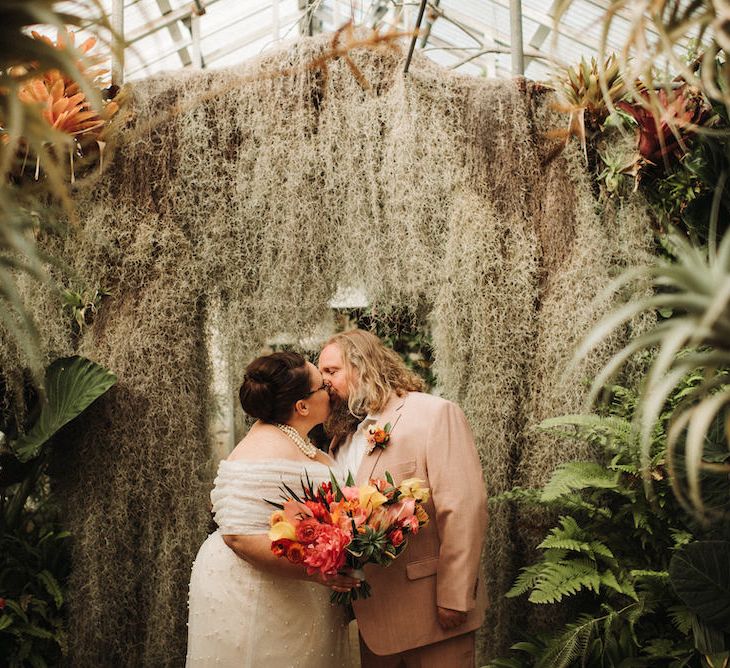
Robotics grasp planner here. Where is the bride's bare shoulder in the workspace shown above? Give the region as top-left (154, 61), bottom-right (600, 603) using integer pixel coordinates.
top-left (227, 422), bottom-right (296, 462)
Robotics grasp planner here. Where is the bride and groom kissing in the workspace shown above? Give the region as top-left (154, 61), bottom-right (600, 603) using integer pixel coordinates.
top-left (186, 329), bottom-right (488, 667)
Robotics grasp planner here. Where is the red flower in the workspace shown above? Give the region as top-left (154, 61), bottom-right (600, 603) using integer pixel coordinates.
top-left (617, 87), bottom-right (710, 169)
top-left (296, 518), bottom-right (322, 544)
top-left (317, 481), bottom-right (334, 504)
top-left (388, 529), bottom-right (404, 547)
top-left (305, 500), bottom-right (330, 523)
top-left (286, 543), bottom-right (306, 564)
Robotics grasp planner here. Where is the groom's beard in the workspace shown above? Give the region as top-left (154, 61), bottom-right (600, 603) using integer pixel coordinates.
top-left (324, 392), bottom-right (361, 451)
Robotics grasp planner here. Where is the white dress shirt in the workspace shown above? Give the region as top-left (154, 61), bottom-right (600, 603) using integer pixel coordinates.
top-left (333, 414), bottom-right (377, 483)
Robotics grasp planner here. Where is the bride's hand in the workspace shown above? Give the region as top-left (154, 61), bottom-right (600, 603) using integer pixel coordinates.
top-left (314, 572), bottom-right (361, 593)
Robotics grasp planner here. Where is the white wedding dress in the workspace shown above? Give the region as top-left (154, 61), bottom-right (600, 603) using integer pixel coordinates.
top-left (186, 458), bottom-right (350, 667)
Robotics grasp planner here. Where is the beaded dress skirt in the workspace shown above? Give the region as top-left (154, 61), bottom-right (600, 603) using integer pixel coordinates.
top-left (186, 459), bottom-right (350, 667)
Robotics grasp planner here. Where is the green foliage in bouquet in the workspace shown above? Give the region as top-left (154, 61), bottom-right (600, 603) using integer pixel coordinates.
top-left (488, 374), bottom-right (730, 668)
top-left (0, 356), bottom-right (116, 666)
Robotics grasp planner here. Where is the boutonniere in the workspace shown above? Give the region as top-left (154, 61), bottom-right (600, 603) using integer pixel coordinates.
top-left (365, 423), bottom-right (392, 455)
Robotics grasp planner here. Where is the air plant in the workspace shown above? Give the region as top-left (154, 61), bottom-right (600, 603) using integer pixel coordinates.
top-left (553, 54), bottom-right (627, 159)
top-left (596, 142), bottom-right (641, 195)
top-left (555, 1), bottom-right (730, 119)
top-left (617, 86), bottom-right (712, 172)
top-left (574, 230), bottom-right (730, 518)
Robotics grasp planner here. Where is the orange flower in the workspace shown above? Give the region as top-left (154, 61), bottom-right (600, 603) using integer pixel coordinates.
top-left (286, 543), bottom-right (305, 564)
top-left (16, 29), bottom-right (118, 143)
top-left (31, 29), bottom-right (109, 92)
top-left (271, 539), bottom-right (293, 557)
top-left (365, 423), bottom-right (392, 453)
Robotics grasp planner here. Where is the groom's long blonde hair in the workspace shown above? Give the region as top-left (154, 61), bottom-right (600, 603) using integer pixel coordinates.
top-left (325, 329), bottom-right (424, 417)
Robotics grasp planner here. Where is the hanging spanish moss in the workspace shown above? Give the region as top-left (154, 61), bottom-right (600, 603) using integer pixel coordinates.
top-left (0, 35), bottom-right (653, 665)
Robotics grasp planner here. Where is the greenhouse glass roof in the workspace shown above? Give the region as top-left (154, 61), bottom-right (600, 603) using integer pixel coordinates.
top-left (57, 0), bottom-right (665, 84)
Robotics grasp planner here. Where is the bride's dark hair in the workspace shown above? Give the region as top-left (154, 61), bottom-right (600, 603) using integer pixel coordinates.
top-left (239, 351), bottom-right (311, 423)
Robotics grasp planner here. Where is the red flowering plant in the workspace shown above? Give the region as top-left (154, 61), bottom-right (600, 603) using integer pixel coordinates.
top-left (267, 470), bottom-right (429, 604)
top-left (617, 85), bottom-right (711, 172)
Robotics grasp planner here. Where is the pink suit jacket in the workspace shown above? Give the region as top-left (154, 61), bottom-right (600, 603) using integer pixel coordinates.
top-left (332, 391), bottom-right (489, 656)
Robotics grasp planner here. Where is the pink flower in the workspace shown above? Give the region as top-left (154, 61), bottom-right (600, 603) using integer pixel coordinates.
top-left (341, 486), bottom-right (360, 502)
top-left (406, 515), bottom-right (420, 534)
top-left (283, 500), bottom-right (313, 524)
top-left (303, 524), bottom-right (351, 576)
top-left (383, 498), bottom-right (416, 528)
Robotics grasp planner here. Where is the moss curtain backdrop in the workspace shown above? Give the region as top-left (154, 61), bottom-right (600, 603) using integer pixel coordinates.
top-left (0, 37), bottom-right (653, 666)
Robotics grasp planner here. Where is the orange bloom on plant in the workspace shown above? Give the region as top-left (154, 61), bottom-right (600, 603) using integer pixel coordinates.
top-left (11, 27), bottom-right (120, 180)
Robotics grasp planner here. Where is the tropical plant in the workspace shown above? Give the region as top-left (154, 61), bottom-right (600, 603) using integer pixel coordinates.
top-left (0, 356), bottom-right (117, 665)
top-left (574, 230), bottom-right (730, 516)
top-left (61, 285), bottom-right (110, 334)
top-left (488, 377), bottom-right (730, 668)
top-left (598, 88), bottom-right (729, 241)
top-left (617, 86), bottom-right (712, 172)
top-left (0, 1), bottom-right (110, 378)
top-left (553, 54), bottom-right (627, 159)
top-left (555, 1), bottom-right (730, 116)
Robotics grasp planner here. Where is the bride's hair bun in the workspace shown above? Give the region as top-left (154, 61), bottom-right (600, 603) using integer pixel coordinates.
top-left (239, 351), bottom-right (310, 423)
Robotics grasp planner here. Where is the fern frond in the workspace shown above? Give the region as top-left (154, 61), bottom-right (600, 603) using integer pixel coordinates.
top-left (600, 570), bottom-right (638, 600)
top-left (536, 613), bottom-right (599, 668)
top-left (505, 563), bottom-right (543, 599)
top-left (528, 559), bottom-right (602, 604)
top-left (539, 414), bottom-right (635, 446)
top-left (559, 495), bottom-right (613, 519)
top-left (537, 516), bottom-right (615, 562)
top-left (541, 462), bottom-right (619, 501)
top-left (630, 569), bottom-right (669, 580)
top-left (668, 604), bottom-right (693, 635)
top-left (608, 462), bottom-right (640, 475)
top-left (490, 486), bottom-right (542, 506)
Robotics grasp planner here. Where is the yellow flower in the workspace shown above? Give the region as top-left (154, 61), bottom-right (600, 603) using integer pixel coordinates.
top-left (269, 510), bottom-right (286, 527)
top-left (268, 521), bottom-right (296, 541)
top-left (359, 484), bottom-right (387, 511)
top-left (399, 478), bottom-right (430, 503)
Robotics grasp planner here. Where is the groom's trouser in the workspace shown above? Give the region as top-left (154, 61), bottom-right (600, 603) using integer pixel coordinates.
top-left (359, 631), bottom-right (475, 668)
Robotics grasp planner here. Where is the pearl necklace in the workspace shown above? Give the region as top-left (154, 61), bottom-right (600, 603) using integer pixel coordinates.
top-left (274, 423), bottom-right (318, 459)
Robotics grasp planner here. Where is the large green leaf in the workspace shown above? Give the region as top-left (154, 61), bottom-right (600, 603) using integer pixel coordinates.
top-left (669, 541), bottom-right (730, 632)
top-left (11, 357), bottom-right (116, 463)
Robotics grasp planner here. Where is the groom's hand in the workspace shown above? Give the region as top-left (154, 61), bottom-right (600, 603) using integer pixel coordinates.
top-left (437, 606), bottom-right (467, 630)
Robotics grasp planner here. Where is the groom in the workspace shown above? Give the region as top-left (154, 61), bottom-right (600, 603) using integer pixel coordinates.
top-left (318, 329), bottom-right (488, 667)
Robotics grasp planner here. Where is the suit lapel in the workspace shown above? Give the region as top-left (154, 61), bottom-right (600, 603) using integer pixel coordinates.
top-left (356, 393), bottom-right (408, 485)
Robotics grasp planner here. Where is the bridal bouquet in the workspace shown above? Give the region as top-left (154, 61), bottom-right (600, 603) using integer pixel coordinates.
top-left (267, 471), bottom-right (429, 604)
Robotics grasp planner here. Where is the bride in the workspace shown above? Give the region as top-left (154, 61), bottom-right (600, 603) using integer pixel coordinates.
top-left (186, 351), bottom-right (360, 667)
